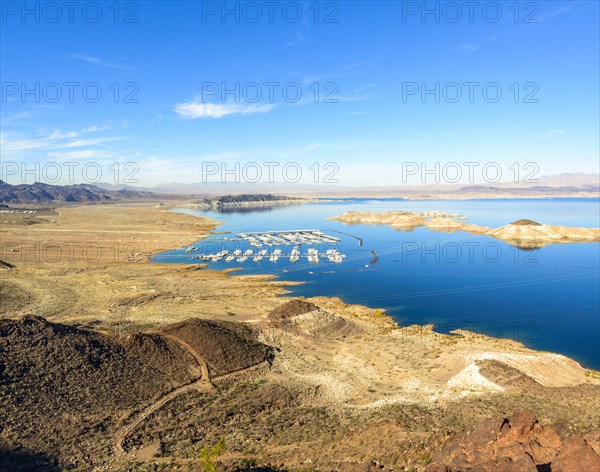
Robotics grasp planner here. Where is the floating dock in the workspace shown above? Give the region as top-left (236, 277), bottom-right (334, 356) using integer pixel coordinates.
top-left (236, 229), bottom-right (341, 246)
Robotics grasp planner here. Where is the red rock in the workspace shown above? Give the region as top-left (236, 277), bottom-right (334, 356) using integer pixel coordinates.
top-left (552, 435), bottom-right (600, 472)
top-left (426, 412), bottom-right (577, 472)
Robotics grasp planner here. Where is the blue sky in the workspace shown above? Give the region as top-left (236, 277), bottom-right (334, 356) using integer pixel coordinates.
top-left (1, 0), bottom-right (598, 187)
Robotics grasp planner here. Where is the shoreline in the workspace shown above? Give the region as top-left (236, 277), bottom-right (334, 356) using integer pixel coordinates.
top-left (2, 200), bottom-right (599, 470)
top-left (164, 204), bottom-right (599, 370)
top-left (2, 200), bottom-right (598, 371)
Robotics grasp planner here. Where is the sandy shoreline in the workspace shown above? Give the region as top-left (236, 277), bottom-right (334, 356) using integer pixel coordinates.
top-left (0, 202), bottom-right (301, 326)
top-left (0, 202), bottom-right (222, 263)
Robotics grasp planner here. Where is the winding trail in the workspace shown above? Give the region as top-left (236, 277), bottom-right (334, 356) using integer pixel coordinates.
top-left (113, 378), bottom-right (212, 454)
top-left (113, 330), bottom-right (212, 455)
top-left (113, 331), bottom-right (270, 455)
top-left (148, 330), bottom-right (212, 382)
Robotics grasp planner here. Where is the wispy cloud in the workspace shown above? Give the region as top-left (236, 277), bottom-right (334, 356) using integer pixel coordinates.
top-left (538, 6), bottom-right (573, 23)
top-left (64, 137), bottom-right (123, 148)
top-left (464, 4), bottom-right (574, 53)
top-left (0, 123), bottom-right (124, 159)
top-left (0, 137), bottom-right (49, 152)
top-left (174, 102), bottom-right (276, 119)
top-left (47, 130), bottom-right (78, 140)
top-left (48, 149), bottom-right (113, 160)
top-left (295, 61), bottom-right (373, 85)
top-left (460, 43), bottom-right (479, 52)
top-left (531, 128), bottom-right (566, 139)
top-left (544, 128), bottom-right (566, 138)
top-left (200, 151), bottom-right (241, 160)
top-left (282, 4), bottom-right (313, 48)
top-left (272, 141), bottom-right (360, 158)
top-left (70, 53), bottom-right (134, 71)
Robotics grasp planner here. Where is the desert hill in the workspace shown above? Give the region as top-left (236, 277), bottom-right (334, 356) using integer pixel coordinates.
top-left (267, 298), bottom-right (359, 341)
top-left (156, 319), bottom-right (272, 377)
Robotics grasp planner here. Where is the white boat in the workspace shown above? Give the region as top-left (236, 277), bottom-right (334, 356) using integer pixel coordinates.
top-left (290, 247), bottom-right (300, 263)
top-left (307, 247), bottom-right (319, 263)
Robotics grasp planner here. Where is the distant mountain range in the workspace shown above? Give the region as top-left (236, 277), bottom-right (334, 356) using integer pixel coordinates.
top-left (1, 173), bottom-right (598, 203)
top-left (0, 180), bottom-right (159, 204)
top-left (97, 172), bottom-right (600, 197)
top-left (0, 181), bottom-right (301, 206)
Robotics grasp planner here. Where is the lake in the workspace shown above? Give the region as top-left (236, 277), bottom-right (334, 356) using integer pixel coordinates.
top-left (153, 198), bottom-right (600, 369)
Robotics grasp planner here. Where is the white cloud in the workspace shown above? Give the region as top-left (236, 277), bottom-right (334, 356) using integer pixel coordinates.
top-left (174, 102), bottom-right (276, 119)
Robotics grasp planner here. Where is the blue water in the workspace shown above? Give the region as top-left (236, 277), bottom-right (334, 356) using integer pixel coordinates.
top-left (153, 198), bottom-right (600, 369)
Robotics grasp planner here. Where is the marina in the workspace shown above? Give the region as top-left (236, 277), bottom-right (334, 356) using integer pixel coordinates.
top-left (186, 229), bottom-right (346, 264)
top-left (237, 229), bottom-right (341, 246)
top-left (157, 198), bottom-right (600, 370)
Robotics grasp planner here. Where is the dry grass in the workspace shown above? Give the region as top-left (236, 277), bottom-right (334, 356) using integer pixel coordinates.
top-left (1, 202), bottom-right (218, 263)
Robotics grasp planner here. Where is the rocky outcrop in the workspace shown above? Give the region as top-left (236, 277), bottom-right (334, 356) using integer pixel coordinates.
top-left (425, 411), bottom-right (600, 471)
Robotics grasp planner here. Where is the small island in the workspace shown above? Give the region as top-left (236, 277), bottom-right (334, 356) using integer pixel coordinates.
top-left (329, 211), bottom-right (600, 248)
top-left (181, 194), bottom-right (313, 210)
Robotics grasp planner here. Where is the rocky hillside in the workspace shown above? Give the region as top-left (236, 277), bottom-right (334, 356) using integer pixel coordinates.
top-left (0, 315), bottom-right (272, 470)
top-left (1, 303), bottom-right (599, 470)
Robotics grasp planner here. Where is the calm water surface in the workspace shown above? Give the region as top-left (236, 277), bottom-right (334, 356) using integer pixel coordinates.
top-left (153, 198), bottom-right (600, 369)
